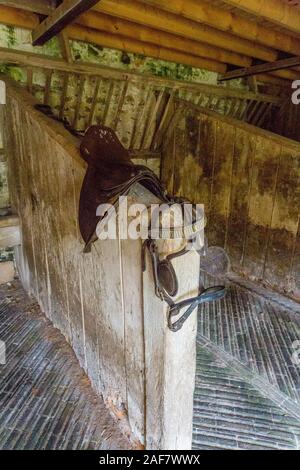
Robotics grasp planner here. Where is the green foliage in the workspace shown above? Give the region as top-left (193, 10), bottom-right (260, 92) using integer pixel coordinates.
top-left (42, 37), bottom-right (61, 57)
top-left (0, 65), bottom-right (25, 82)
top-left (5, 26), bottom-right (16, 47)
top-left (69, 40), bottom-right (218, 84)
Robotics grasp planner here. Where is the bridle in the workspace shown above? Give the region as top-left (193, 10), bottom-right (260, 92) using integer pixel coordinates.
top-left (141, 202), bottom-right (226, 332)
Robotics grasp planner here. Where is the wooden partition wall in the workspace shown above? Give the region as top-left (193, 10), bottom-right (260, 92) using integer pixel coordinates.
top-left (4, 78), bottom-right (201, 450)
top-left (161, 101), bottom-right (300, 301)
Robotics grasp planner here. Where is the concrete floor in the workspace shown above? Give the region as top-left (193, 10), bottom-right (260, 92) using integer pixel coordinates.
top-left (193, 276), bottom-right (300, 450)
top-left (0, 281), bottom-right (131, 450)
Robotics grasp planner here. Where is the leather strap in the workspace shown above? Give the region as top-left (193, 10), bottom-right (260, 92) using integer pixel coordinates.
top-left (142, 239), bottom-right (226, 332)
top-left (167, 286), bottom-right (226, 332)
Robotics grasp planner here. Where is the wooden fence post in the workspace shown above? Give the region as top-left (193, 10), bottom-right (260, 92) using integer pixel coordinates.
top-left (143, 237), bottom-right (200, 449)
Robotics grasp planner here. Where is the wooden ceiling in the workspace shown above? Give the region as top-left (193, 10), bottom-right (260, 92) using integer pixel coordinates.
top-left (0, 0), bottom-right (300, 85)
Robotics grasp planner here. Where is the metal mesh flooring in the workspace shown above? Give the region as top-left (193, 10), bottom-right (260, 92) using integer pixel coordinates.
top-left (193, 277), bottom-right (300, 450)
top-left (0, 281), bottom-right (131, 450)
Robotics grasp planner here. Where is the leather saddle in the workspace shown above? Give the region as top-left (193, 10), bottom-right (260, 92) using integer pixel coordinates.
top-left (79, 125), bottom-right (170, 252)
top-left (79, 124), bottom-right (226, 332)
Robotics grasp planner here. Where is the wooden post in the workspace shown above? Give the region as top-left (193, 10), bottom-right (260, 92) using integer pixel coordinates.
top-left (124, 185), bottom-right (201, 449)
top-left (143, 228), bottom-right (200, 449)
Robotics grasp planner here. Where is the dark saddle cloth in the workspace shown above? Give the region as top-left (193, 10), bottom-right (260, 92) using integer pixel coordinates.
top-left (79, 125), bottom-right (168, 252)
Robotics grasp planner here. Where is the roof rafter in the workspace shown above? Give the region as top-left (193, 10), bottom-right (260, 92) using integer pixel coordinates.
top-left (137, 0), bottom-right (300, 58)
top-left (220, 56), bottom-right (300, 81)
top-left (220, 0), bottom-right (300, 37)
top-left (32, 0), bottom-right (100, 46)
top-left (93, 0), bottom-right (277, 62)
top-left (78, 11), bottom-right (251, 68)
top-left (0, 2), bottom-right (297, 82)
top-left (0, 0), bottom-right (55, 15)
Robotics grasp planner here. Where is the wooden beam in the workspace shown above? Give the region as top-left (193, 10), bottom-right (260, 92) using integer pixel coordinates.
top-left (0, 215), bottom-right (20, 248)
top-left (0, 0), bottom-right (55, 15)
top-left (0, 5), bottom-right (296, 83)
top-left (220, 0), bottom-right (300, 37)
top-left (0, 46), bottom-right (282, 103)
top-left (4, 0), bottom-right (300, 62)
top-left (138, 0), bottom-right (300, 59)
top-left (0, 5), bottom-right (40, 29)
top-left (77, 11), bottom-right (251, 68)
top-left (59, 72), bottom-right (69, 119)
top-left (0, 215), bottom-right (20, 229)
top-left (0, 6), bottom-right (226, 73)
top-left (43, 69), bottom-right (53, 104)
top-left (67, 24), bottom-right (227, 73)
top-left (58, 31), bottom-right (73, 62)
top-left (72, 74), bottom-right (85, 128)
top-left (220, 56), bottom-right (300, 81)
top-left (256, 74), bottom-right (290, 87)
top-left (269, 68), bottom-right (300, 82)
top-left (26, 67), bottom-right (33, 94)
top-left (87, 77), bottom-right (101, 126)
top-left (32, 0), bottom-right (100, 46)
top-left (93, 0), bottom-right (277, 62)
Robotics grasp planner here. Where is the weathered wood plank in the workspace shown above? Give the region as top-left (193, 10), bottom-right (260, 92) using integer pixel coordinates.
top-left (173, 113), bottom-right (186, 198)
top-left (0, 225), bottom-right (20, 247)
top-left (160, 125), bottom-right (175, 193)
top-left (59, 72), bottom-right (69, 120)
top-left (207, 120), bottom-right (235, 247)
top-left (58, 30), bottom-right (73, 63)
top-left (43, 70), bottom-right (52, 105)
top-left (87, 77), bottom-right (101, 127)
top-left (0, 0), bottom-right (55, 15)
top-left (72, 74), bottom-right (85, 129)
top-left (242, 137), bottom-right (281, 280)
top-left (0, 214), bottom-right (19, 228)
top-left (141, 89), bottom-right (164, 150)
top-left (194, 114), bottom-right (216, 213)
top-left (159, 100), bottom-right (300, 299)
top-left (4, 77), bottom-right (130, 429)
top-left (264, 149), bottom-right (300, 296)
top-left (0, 47), bottom-right (282, 103)
top-left (143, 235), bottom-right (200, 449)
top-left (120, 237), bottom-right (145, 444)
top-left (291, 218), bottom-right (300, 301)
top-left (176, 112), bottom-right (201, 203)
top-left (226, 128), bottom-right (256, 270)
top-left (151, 90), bottom-right (175, 151)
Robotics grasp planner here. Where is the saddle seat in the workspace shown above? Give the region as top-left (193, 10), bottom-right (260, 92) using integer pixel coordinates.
top-left (79, 125), bottom-right (169, 252)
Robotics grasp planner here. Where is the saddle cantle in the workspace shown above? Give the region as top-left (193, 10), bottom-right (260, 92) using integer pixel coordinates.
top-left (79, 125), bottom-right (169, 252)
